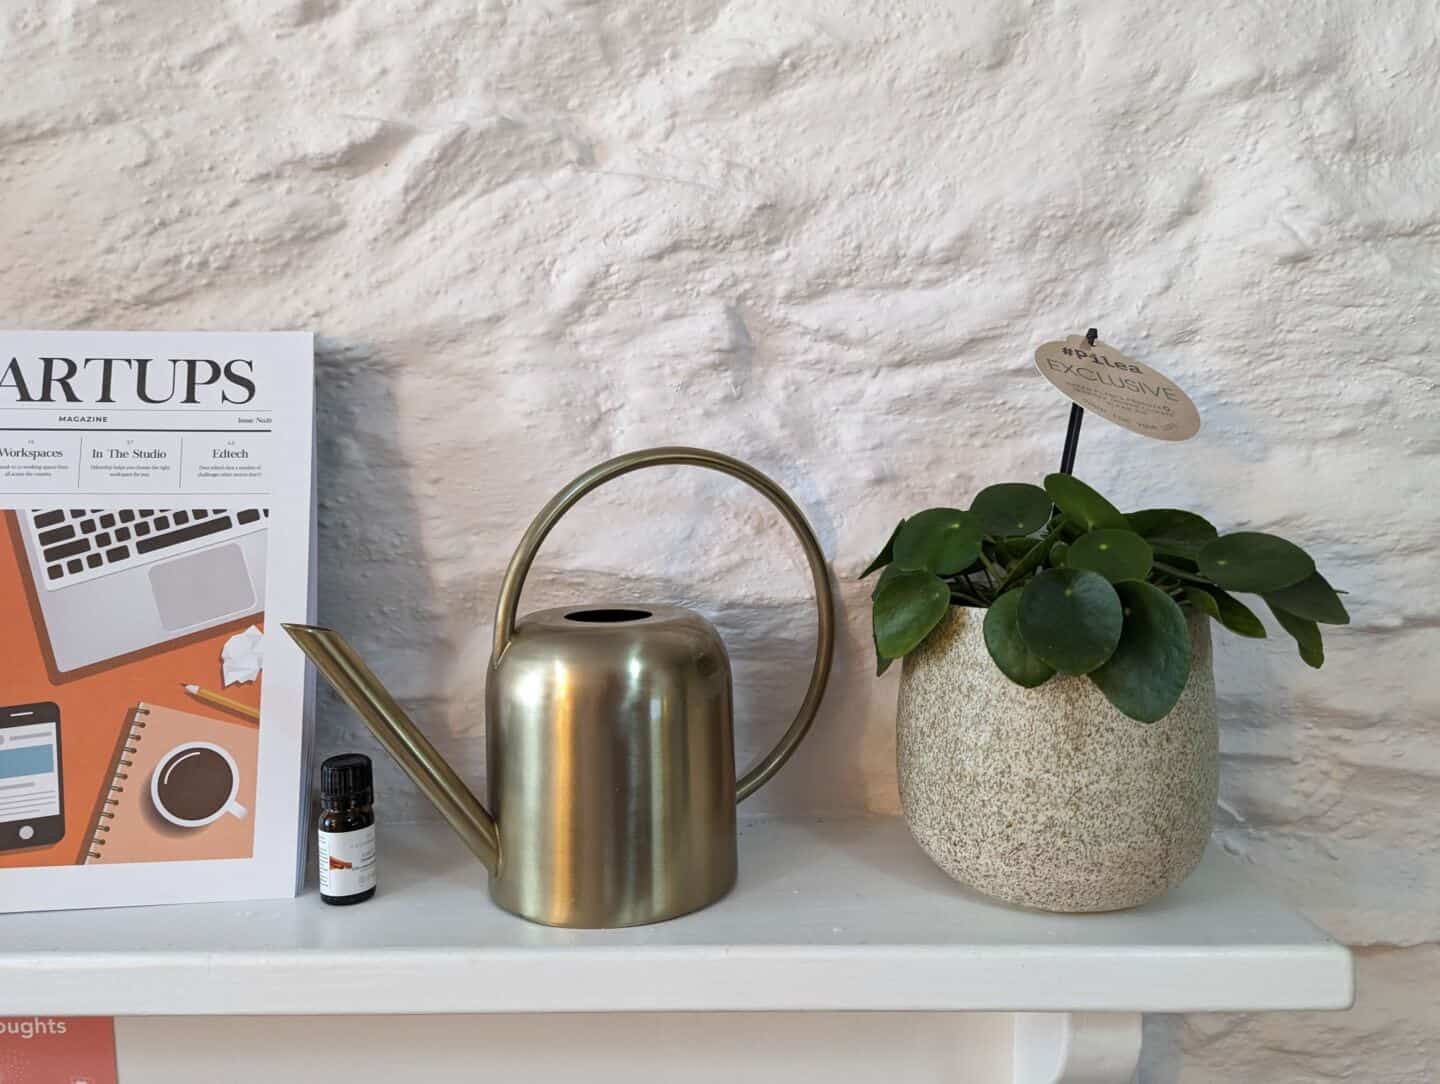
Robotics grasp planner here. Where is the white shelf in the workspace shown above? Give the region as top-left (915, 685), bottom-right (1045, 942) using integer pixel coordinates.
top-left (0, 816), bottom-right (1351, 1017)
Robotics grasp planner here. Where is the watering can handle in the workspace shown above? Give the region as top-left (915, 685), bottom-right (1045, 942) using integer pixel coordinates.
top-left (491, 446), bottom-right (836, 803)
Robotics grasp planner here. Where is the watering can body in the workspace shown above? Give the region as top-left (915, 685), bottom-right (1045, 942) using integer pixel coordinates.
top-left (489, 604), bottom-right (736, 926)
top-left (286, 447), bottom-right (833, 929)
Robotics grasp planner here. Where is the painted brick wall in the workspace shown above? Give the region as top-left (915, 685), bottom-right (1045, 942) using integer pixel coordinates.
top-left (4, 1), bottom-right (1436, 1077)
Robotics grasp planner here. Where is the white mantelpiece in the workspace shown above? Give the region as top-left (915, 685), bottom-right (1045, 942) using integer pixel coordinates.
top-left (0, 817), bottom-right (1350, 1082)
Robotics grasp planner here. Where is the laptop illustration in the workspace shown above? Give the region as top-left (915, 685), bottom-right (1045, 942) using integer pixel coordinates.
top-left (17, 508), bottom-right (268, 674)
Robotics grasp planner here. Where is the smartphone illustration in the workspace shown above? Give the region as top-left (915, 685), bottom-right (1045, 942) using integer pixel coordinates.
top-left (0, 702), bottom-right (65, 851)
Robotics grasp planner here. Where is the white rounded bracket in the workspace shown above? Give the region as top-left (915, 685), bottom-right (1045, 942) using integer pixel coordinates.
top-left (1012, 1012), bottom-right (1142, 1084)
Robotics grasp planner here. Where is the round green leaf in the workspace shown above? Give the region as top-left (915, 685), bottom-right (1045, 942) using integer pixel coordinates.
top-left (1043, 474), bottom-right (1128, 531)
top-left (1089, 581), bottom-right (1192, 723)
top-left (1126, 508), bottom-right (1218, 560)
top-left (1017, 568), bottom-right (1123, 675)
top-left (861, 518), bottom-right (905, 578)
top-left (1198, 532), bottom-right (1314, 593)
top-left (983, 589), bottom-right (1056, 688)
top-left (1193, 585), bottom-right (1267, 638)
top-left (870, 562), bottom-right (908, 601)
top-left (997, 536), bottom-right (1037, 561)
top-left (1264, 572), bottom-right (1349, 625)
top-left (1181, 586), bottom-right (1220, 620)
top-left (1049, 540), bottom-right (1070, 567)
top-left (1266, 601), bottom-right (1324, 668)
top-left (994, 522), bottom-right (1065, 592)
top-left (893, 508), bottom-right (984, 575)
top-left (873, 570), bottom-right (951, 658)
top-left (1065, 528), bottom-right (1153, 583)
top-left (874, 623), bottom-right (895, 677)
top-left (970, 483), bottom-right (1052, 537)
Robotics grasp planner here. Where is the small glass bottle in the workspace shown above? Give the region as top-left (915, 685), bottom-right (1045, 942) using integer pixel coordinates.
top-left (318, 753), bottom-right (377, 905)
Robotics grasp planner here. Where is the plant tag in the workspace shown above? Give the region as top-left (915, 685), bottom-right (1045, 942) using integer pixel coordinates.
top-left (1034, 336), bottom-right (1201, 442)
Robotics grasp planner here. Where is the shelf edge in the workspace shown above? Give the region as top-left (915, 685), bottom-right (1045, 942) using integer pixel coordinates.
top-left (0, 942), bottom-right (1354, 1017)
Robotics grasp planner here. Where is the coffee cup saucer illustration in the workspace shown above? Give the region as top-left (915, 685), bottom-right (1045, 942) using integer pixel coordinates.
top-left (150, 742), bottom-right (248, 829)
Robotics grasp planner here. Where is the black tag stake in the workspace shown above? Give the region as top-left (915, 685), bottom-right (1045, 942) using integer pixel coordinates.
top-left (1056, 328), bottom-right (1096, 475)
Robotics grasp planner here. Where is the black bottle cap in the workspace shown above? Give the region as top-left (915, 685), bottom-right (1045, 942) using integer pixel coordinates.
top-left (321, 753), bottom-right (373, 803)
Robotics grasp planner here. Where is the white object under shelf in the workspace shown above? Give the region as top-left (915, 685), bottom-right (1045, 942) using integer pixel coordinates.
top-left (0, 816), bottom-right (1351, 1017)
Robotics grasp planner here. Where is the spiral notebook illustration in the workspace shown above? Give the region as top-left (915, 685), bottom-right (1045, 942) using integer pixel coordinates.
top-left (84, 703), bottom-right (258, 866)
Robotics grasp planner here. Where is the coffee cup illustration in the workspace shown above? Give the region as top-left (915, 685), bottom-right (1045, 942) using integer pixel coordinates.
top-left (150, 742), bottom-right (248, 828)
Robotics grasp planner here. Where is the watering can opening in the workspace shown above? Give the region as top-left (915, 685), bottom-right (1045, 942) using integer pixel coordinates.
top-left (564, 608), bottom-right (654, 623)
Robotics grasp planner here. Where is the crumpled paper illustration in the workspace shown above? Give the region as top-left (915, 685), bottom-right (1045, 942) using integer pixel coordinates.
top-left (222, 624), bottom-right (264, 686)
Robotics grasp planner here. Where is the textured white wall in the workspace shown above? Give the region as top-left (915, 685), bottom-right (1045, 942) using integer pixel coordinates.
top-left (4, 1), bottom-right (1436, 1078)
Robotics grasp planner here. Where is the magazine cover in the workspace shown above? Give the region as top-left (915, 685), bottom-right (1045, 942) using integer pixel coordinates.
top-left (0, 331), bottom-right (314, 912)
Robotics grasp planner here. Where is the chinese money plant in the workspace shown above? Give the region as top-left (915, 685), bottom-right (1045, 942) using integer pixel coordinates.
top-left (864, 474), bottom-right (1346, 723)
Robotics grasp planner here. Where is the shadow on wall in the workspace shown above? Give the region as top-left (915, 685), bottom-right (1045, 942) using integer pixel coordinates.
top-left (312, 336), bottom-right (451, 820)
top-left (310, 338), bottom-right (866, 820)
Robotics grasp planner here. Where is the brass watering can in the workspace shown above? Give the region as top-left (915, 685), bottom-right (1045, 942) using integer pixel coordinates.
top-left (286, 447), bottom-right (834, 928)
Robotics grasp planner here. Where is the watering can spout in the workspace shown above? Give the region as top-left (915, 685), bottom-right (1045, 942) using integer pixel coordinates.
top-left (283, 624), bottom-right (501, 876)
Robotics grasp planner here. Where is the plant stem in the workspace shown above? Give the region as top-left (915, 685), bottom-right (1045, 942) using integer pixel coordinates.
top-left (978, 551), bottom-right (1006, 588)
top-left (994, 520), bottom-right (1065, 593)
top-left (948, 576), bottom-right (987, 607)
top-left (954, 587), bottom-right (986, 605)
top-left (1153, 561), bottom-right (1214, 586)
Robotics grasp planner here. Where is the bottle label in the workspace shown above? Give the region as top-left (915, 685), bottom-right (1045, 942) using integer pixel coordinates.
top-left (318, 825), bottom-right (376, 897)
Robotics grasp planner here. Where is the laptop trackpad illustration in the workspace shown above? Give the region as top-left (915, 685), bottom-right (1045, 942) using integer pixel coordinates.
top-left (149, 544), bottom-right (256, 631)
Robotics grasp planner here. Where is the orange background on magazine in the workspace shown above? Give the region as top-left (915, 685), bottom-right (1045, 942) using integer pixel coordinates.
top-left (0, 511), bottom-right (261, 869)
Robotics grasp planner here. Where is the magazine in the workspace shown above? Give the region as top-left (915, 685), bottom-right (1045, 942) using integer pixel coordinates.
top-left (0, 331), bottom-right (315, 912)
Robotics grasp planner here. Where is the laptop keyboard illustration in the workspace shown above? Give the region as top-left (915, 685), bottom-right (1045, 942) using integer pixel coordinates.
top-left (29, 508), bottom-right (269, 590)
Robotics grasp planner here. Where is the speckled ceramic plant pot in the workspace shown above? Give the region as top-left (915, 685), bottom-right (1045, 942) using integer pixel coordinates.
top-left (896, 606), bottom-right (1217, 912)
